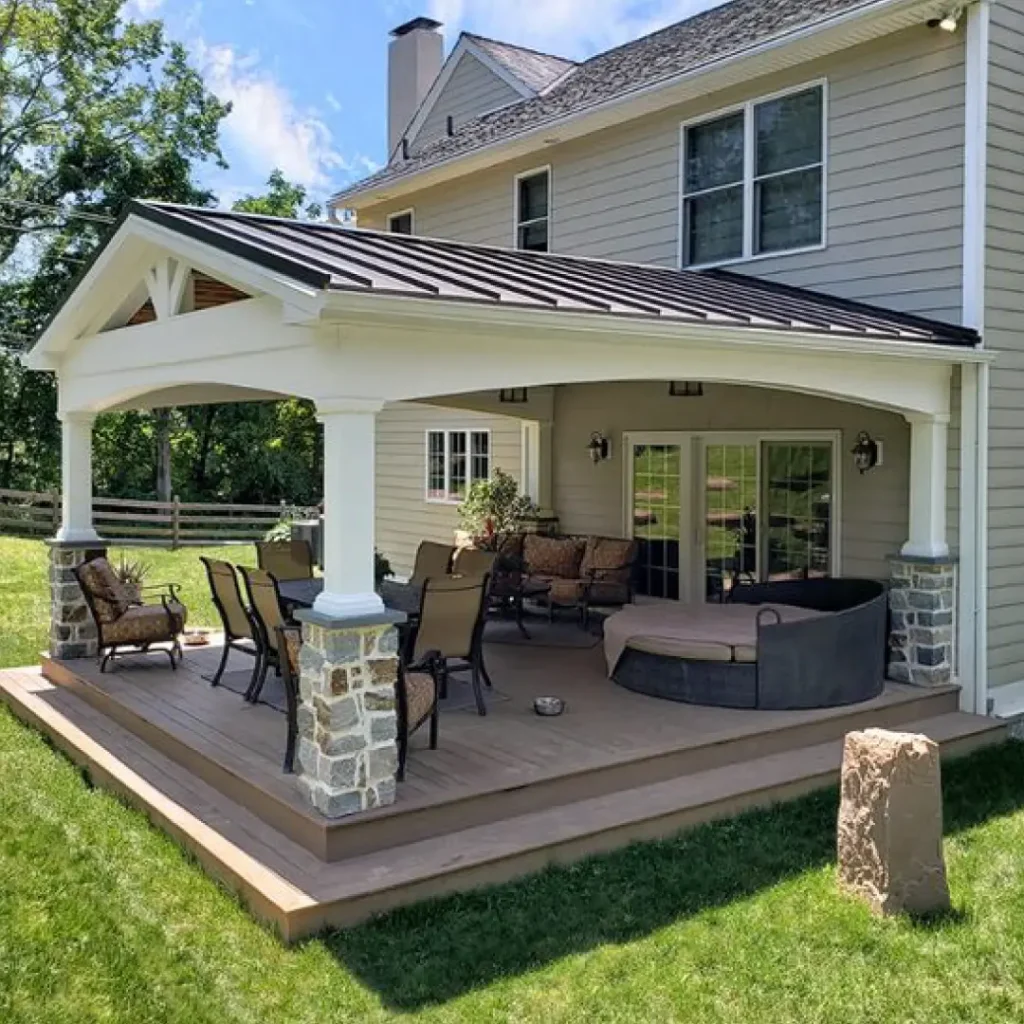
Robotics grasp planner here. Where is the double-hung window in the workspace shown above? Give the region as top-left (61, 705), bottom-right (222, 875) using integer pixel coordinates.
top-left (682, 84), bottom-right (825, 267)
top-left (515, 168), bottom-right (550, 252)
top-left (426, 429), bottom-right (490, 502)
top-left (387, 209), bottom-right (414, 235)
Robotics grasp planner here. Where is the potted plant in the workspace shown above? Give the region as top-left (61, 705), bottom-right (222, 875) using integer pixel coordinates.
top-left (114, 556), bottom-right (150, 605)
top-left (457, 469), bottom-right (538, 556)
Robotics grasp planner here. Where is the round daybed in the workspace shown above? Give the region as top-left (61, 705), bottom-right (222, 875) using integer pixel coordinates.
top-left (607, 578), bottom-right (887, 711)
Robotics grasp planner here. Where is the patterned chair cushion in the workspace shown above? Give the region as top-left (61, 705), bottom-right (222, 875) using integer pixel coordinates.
top-left (77, 558), bottom-right (131, 624)
top-left (523, 534), bottom-right (586, 579)
top-left (102, 605), bottom-right (179, 645)
top-left (530, 575), bottom-right (583, 606)
top-left (404, 671), bottom-right (437, 733)
top-left (498, 533), bottom-right (525, 559)
top-left (281, 627), bottom-right (302, 677)
top-left (581, 537), bottom-right (637, 588)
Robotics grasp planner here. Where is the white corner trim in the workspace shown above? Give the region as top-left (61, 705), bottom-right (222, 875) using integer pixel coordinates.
top-left (963, 0), bottom-right (989, 333)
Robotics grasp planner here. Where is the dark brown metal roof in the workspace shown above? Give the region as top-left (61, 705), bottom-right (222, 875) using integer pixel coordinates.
top-left (122, 201), bottom-right (977, 347)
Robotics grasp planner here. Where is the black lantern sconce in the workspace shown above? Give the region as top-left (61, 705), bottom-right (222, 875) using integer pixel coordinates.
top-left (851, 431), bottom-right (881, 474)
top-left (588, 431), bottom-right (611, 464)
top-left (668, 381), bottom-right (704, 398)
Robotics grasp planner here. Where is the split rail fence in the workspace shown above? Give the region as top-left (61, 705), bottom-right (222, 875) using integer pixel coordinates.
top-left (0, 488), bottom-right (318, 549)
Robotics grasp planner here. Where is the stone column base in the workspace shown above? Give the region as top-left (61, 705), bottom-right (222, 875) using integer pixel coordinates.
top-left (888, 556), bottom-right (956, 687)
top-left (293, 610), bottom-right (404, 819)
top-left (48, 541), bottom-right (107, 660)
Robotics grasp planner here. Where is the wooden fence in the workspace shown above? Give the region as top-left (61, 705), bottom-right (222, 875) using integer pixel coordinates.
top-left (0, 488), bottom-right (319, 549)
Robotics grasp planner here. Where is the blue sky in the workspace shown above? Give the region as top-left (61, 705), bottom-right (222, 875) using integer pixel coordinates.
top-left (128, 0), bottom-right (725, 206)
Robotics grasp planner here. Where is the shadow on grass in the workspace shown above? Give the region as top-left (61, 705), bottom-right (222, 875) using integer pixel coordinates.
top-left (326, 740), bottom-right (1024, 1011)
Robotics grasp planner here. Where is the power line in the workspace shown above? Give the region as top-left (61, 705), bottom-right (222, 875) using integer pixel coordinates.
top-left (0, 199), bottom-right (114, 224)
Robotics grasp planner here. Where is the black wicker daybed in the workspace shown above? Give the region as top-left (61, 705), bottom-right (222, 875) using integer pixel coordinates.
top-left (608, 578), bottom-right (887, 711)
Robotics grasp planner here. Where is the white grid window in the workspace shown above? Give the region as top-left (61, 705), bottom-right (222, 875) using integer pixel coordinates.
top-left (426, 430), bottom-right (490, 502)
top-left (682, 84), bottom-right (825, 268)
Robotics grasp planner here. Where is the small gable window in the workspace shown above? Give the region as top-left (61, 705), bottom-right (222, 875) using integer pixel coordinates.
top-left (682, 83), bottom-right (825, 268)
top-left (387, 210), bottom-right (414, 235)
top-left (515, 168), bottom-right (550, 252)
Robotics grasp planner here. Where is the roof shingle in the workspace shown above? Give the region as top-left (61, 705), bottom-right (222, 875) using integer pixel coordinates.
top-left (465, 33), bottom-right (576, 93)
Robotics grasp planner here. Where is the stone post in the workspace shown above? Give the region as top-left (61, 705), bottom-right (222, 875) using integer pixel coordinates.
top-left (293, 610), bottom-right (405, 818)
top-left (48, 541), bottom-right (107, 660)
top-left (888, 556), bottom-right (956, 686)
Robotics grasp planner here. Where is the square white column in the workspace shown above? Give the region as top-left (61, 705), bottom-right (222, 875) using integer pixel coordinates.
top-left (901, 413), bottom-right (950, 560)
top-left (56, 411), bottom-right (100, 544)
top-left (313, 399), bottom-right (386, 620)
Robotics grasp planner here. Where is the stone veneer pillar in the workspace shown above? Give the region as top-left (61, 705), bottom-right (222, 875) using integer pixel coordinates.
top-left (48, 540), bottom-right (107, 659)
top-left (888, 556), bottom-right (957, 687)
top-left (293, 610), bottom-right (404, 818)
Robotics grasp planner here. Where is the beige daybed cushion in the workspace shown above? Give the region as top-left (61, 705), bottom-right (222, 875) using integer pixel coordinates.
top-left (603, 602), bottom-right (829, 676)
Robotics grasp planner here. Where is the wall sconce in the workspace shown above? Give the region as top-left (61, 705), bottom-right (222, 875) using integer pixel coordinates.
top-left (499, 387), bottom-right (529, 404)
top-left (588, 431), bottom-right (610, 464)
top-left (851, 431), bottom-right (882, 474)
top-left (668, 381), bottom-right (704, 398)
top-left (928, 7), bottom-right (962, 32)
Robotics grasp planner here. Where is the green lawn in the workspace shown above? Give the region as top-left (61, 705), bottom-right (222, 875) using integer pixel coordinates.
top-left (3, 536), bottom-right (1024, 1021)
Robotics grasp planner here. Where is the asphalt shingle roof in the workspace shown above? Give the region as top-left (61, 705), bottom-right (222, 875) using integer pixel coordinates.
top-left (338, 0), bottom-right (874, 200)
top-left (118, 202), bottom-right (977, 348)
top-left (465, 33), bottom-right (576, 93)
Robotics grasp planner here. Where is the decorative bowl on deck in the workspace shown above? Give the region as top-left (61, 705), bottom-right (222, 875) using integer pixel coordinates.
top-left (182, 629), bottom-right (212, 647)
top-left (533, 696), bottom-right (565, 717)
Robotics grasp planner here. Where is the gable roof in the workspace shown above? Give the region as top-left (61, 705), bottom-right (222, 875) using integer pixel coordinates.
top-left (464, 34), bottom-right (576, 93)
top-left (335, 0), bottom-right (922, 204)
top-left (33, 201), bottom-right (979, 355)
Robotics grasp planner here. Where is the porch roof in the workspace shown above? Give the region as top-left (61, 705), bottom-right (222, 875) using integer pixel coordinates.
top-left (37, 200), bottom-right (979, 353)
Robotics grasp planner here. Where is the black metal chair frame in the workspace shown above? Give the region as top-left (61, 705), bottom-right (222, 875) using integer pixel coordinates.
top-left (238, 565), bottom-right (287, 705)
top-left (274, 624), bottom-right (304, 774)
top-left (396, 651), bottom-right (444, 781)
top-left (200, 557), bottom-right (260, 694)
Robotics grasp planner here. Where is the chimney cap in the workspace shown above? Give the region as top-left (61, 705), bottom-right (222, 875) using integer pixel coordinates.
top-left (390, 16), bottom-right (442, 38)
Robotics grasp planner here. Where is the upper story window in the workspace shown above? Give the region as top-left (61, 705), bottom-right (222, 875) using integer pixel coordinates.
top-left (387, 209), bottom-right (414, 235)
top-left (681, 84), bottom-right (825, 268)
top-left (515, 168), bottom-right (550, 252)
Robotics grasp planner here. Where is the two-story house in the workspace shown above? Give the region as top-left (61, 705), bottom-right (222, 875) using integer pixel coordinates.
top-left (318, 0), bottom-right (1022, 724)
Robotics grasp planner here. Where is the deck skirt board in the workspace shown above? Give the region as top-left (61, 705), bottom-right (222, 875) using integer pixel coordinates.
top-left (1, 646), bottom-right (1007, 940)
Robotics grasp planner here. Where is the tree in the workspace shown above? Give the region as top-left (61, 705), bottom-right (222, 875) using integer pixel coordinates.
top-left (233, 169), bottom-right (322, 220)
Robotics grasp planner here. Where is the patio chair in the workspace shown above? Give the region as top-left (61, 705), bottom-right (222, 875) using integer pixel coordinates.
top-left (396, 652), bottom-right (445, 781)
top-left (409, 540), bottom-right (455, 586)
top-left (256, 540), bottom-right (314, 582)
top-left (238, 565), bottom-right (287, 704)
top-left (201, 557), bottom-right (259, 692)
top-left (410, 574), bottom-right (491, 716)
top-left (74, 556), bottom-right (187, 673)
top-left (274, 624), bottom-right (304, 773)
top-left (451, 546), bottom-right (498, 579)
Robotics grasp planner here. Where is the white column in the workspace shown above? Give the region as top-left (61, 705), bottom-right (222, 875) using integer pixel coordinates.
top-left (56, 410), bottom-right (100, 543)
top-left (902, 413), bottom-right (950, 560)
top-left (314, 399), bottom-right (386, 620)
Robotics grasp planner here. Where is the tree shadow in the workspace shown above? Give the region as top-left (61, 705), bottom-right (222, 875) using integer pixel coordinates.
top-left (325, 741), bottom-right (1024, 1011)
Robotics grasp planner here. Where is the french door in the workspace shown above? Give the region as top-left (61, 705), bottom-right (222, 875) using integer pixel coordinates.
top-left (627, 433), bottom-right (838, 603)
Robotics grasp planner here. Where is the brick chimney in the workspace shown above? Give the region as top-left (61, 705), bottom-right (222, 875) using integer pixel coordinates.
top-left (388, 17), bottom-right (443, 157)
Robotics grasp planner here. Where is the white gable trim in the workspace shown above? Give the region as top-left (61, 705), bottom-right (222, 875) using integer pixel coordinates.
top-left (401, 37), bottom-right (535, 157)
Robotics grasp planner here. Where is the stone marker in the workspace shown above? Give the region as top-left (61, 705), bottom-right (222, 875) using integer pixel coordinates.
top-left (837, 728), bottom-right (951, 916)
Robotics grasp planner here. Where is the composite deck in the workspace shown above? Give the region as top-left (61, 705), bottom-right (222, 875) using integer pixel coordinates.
top-left (0, 635), bottom-right (1008, 940)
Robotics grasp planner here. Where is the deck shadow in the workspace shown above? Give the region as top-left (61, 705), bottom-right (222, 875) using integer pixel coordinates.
top-left (326, 740), bottom-right (1024, 1011)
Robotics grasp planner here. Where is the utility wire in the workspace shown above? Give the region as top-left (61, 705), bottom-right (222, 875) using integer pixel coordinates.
top-left (0, 199), bottom-right (114, 224)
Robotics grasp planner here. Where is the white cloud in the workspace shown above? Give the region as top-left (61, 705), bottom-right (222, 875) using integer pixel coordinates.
top-left (426, 0), bottom-right (728, 59)
top-left (125, 0), bottom-right (165, 16)
top-left (325, 91), bottom-right (342, 113)
top-left (194, 40), bottom-right (346, 191)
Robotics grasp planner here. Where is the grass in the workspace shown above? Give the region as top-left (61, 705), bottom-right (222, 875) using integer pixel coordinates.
top-left (0, 536), bottom-right (243, 668)
top-left (3, 535), bottom-right (1024, 1021)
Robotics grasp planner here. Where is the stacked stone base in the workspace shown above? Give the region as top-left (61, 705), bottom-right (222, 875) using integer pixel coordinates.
top-left (888, 557), bottom-right (955, 687)
top-left (49, 541), bottom-right (106, 659)
top-left (295, 617), bottom-right (401, 818)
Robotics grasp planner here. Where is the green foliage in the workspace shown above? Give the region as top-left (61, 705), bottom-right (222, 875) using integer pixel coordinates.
top-left (233, 168), bottom-right (323, 220)
top-left (457, 468), bottom-right (537, 547)
top-left (112, 553), bottom-right (149, 586)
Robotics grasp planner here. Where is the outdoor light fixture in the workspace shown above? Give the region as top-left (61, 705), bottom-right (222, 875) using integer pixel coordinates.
top-left (668, 381), bottom-right (704, 398)
top-left (851, 431), bottom-right (881, 474)
top-left (588, 431), bottom-right (611, 464)
top-left (499, 387), bottom-right (529, 404)
top-left (929, 7), bottom-right (961, 32)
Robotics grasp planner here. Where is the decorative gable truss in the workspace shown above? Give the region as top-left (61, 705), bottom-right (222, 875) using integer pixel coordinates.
top-left (119, 258), bottom-right (250, 329)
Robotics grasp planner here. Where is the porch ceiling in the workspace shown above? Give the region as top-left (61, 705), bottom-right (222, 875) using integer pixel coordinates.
top-left (60, 201), bottom-right (977, 348)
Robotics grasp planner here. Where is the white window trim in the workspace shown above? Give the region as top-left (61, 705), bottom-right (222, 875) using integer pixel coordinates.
top-left (623, 429), bottom-right (841, 604)
top-left (424, 428), bottom-right (492, 505)
top-left (513, 165), bottom-right (552, 252)
top-left (386, 208), bottom-right (416, 235)
top-left (677, 79), bottom-right (828, 271)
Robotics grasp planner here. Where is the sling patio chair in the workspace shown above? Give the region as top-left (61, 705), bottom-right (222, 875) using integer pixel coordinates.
top-left (274, 623), bottom-right (304, 773)
top-left (410, 574), bottom-right (492, 716)
top-left (75, 556), bottom-right (187, 672)
top-left (256, 539), bottom-right (315, 582)
top-left (201, 557), bottom-right (259, 692)
top-left (409, 540), bottom-right (455, 586)
top-left (451, 546), bottom-right (499, 579)
top-left (238, 565), bottom-right (288, 704)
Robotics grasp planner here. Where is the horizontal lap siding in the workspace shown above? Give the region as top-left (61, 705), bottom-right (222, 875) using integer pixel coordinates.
top-left (375, 402), bottom-right (522, 578)
top-left (551, 382), bottom-right (909, 581)
top-left (986, 1), bottom-right (1024, 690)
top-left (413, 54), bottom-right (522, 155)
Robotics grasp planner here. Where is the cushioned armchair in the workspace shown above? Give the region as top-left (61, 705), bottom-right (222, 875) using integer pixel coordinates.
top-left (75, 556), bottom-right (187, 672)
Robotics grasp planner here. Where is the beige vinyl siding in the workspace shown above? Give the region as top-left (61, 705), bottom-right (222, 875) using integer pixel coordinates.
top-left (375, 402), bottom-right (523, 578)
top-left (365, 25), bottom-right (964, 321)
top-left (985, 0), bottom-right (1024, 690)
top-left (550, 382), bottom-right (909, 581)
top-left (412, 53), bottom-right (522, 155)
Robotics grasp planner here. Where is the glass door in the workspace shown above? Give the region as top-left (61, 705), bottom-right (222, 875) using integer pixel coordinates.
top-left (630, 442), bottom-right (684, 600)
top-left (703, 443), bottom-right (759, 602)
